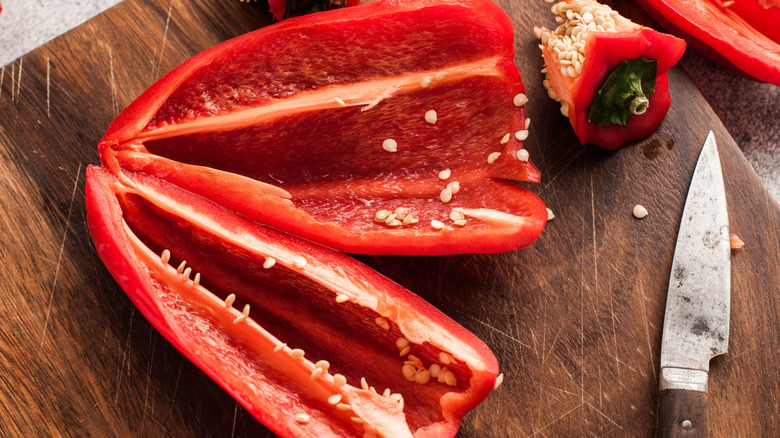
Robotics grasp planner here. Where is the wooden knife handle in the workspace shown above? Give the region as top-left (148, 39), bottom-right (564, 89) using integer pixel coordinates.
top-left (656, 388), bottom-right (708, 437)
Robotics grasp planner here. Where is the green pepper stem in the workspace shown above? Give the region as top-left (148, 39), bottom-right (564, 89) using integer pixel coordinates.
top-left (630, 95), bottom-right (649, 115)
top-left (587, 58), bottom-right (658, 127)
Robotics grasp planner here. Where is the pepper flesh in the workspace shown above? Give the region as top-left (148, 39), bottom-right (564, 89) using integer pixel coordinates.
top-left (102, 0), bottom-right (547, 255)
top-left (538, 0), bottom-right (685, 149)
top-left (638, 0), bottom-right (780, 86)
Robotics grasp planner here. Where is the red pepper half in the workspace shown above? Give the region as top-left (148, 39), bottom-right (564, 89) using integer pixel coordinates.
top-left (537, 0), bottom-right (685, 149)
top-left (638, 0), bottom-right (780, 86)
top-left (99, 0), bottom-right (547, 256)
top-left (86, 164), bottom-right (498, 437)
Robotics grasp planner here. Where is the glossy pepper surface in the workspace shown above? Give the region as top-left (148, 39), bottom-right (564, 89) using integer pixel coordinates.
top-left (86, 0), bottom-right (543, 435)
top-left (638, 0), bottom-right (780, 86)
top-left (537, 0), bottom-right (685, 149)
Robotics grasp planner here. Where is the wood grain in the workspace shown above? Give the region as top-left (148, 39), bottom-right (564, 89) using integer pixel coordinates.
top-left (0, 0), bottom-right (778, 436)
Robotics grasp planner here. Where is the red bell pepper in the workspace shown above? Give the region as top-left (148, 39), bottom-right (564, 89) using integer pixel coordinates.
top-left (86, 0), bottom-right (542, 435)
top-left (637, 0), bottom-right (780, 86)
top-left (100, 0), bottom-right (547, 256)
top-left (536, 0), bottom-right (685, 149)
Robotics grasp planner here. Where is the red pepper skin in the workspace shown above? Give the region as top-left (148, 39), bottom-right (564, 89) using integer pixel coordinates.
top-left (100, 0), bottom-right (548, 255)
top-left (638, 0), bottom-right (780, 86)
top-left (86, 164), bottom-right (499, 437)
top-left (541, 2), bottom-right (685, 150)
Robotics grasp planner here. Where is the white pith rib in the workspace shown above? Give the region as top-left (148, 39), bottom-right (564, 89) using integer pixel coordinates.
top-left (114, 180), bottom-right (488, 370)
top-left (136, 57), bottom-right (503, 143)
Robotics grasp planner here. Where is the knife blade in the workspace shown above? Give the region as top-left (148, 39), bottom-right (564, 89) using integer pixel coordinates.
top-left (656, 131), bottom-right (731, 438)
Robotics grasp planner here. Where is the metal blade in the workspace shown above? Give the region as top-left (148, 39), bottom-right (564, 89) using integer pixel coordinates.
top-left (660, 131), bottom-right (731, 378)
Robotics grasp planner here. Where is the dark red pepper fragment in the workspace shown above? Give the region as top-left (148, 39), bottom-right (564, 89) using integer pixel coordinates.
top-left (267, 0), bottom-right (360, 21)
top-left (537, 0), bottom-right (685, 149)
top-left (638, 0), bottom-right (780, 86)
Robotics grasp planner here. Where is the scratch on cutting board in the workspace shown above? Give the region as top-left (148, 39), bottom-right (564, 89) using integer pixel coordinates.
top-left (153, 1), bottom-right (174, 80)
top-left (231, 402), bottom-right (239, 438)
top-left (608, 282), bottom-right (620, 385)
top-left (529, 328), bottom-right (539, 359)
top-left (109, 49), bottom-right (118, 115)
top-left (115, 306), bottom-right (136, 403)
top-left (14, 57), bottom-right (23, 102)
top-left (141, 333), bottom-right (157, 432)
top-left (544, 324), bottom-right (564, 365)
top-left (39, 162), bottom-right (83, 355)
top-left (638, 275), bottom-right (656, 382)
top-left (511, 307), bottom-right (527, 372)
top-left (46, 57), bottom-right (51, 119)
top-left (466, 315), bottom-right (532, 350)
top-left (541, 148), bottom-right (585, 192)
top-left (0, 65), bottom-right (4, 97)
top-left (536, 379), bottom-right (579, 398)
top-left (598, 366), bottom-right (603, 411)
top-left (587, 401), bottom-right (624, 432)
top-left (10, 62), bottom-right (15, 103)
top-left (163, 356), bottom-right (185, 428)
top-left (532, 403), bottom-right (582, 436)
top-left (722, 347), bottom-right (754, 365)
top-left (540, 293), bottom-right (547, 363)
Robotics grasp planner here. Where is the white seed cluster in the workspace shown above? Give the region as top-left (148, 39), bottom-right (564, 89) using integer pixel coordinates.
top-left (401, 352), bottom-right (459, 387)
top-left (374, 206), bottom-right (419, 228)
top-left (159, 247), bottom-right (469, 434)
top-left (537, 0), bottom-right (621, 111)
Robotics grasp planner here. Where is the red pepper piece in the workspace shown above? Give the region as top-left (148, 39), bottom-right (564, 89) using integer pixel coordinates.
top-left (638, 0), bottom-right (780, 86)
top-left (86, 164), bottom-right (498, 437)
top-left (537, 0), bottom-right (685, 149)
top-left (99, 0), bottom-right (547, 255)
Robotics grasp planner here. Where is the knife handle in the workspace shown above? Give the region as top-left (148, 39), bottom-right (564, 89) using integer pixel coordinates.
top-left (656, 388), bottom-right (708, 437)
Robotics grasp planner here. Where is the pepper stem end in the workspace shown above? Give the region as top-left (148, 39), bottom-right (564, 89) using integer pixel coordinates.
top-left (630, 95), bottom-right (649, 115)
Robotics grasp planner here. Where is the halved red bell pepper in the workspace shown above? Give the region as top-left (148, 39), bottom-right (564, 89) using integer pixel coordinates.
top-left (638, 0), bottom-right (780, 86)
top-left (86, 164), bottom-right (498, 437)
top-left (86, 0), bottom-right (541, 435)
top-left (537, 0), bottom-right (685, 149)
top-left (100, 0), bottom-right (547, 255)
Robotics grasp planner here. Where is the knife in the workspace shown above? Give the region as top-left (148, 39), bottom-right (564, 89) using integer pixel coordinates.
top-left (656, 131), bottom-right (731, 438)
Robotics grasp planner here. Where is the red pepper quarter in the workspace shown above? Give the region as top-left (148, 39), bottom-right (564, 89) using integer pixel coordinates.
top-left (86, 0), bottom-right (542, 435)
top-left (86, 164), bottom-right (498, 437)
top-left (638, 0), bottom-right (780, 86)
top-left (537, 0), bottom-right (685, 149)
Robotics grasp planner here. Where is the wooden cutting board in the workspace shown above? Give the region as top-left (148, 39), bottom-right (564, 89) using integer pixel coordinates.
top-left (1, 0), bottom-right (778, 436)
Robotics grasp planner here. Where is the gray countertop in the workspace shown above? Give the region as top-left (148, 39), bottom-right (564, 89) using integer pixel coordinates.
top-left (1, 0), bottom-right (778, 200)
